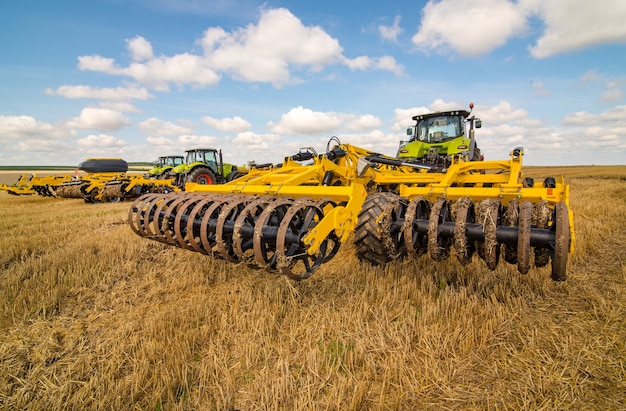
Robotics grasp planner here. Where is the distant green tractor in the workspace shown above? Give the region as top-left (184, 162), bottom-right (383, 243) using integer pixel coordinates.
top-left (397, 104), bottom-right (483, 170)
top-left (147, 155), bottom-right (184, 179)
top-left (173, 148), bottom-right (241, 189)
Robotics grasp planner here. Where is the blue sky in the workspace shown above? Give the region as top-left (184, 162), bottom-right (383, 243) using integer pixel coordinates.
top-left (1, 0), bottom-right (625, 167)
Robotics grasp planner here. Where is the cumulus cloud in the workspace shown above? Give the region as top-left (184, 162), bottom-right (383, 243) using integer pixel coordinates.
top-left (78, 8), bottom-right (403, 90)
top-left (126, 36), bottom-right (154, 61)
top-left (562, 105), bottom-right (626, 125)
top-left (65, 107), bottom-right (131, 131)
top-left (379, 16), bottom-right (403, 43)
top-left (343, 55), bottom-right (404, 75)
top-left (233, 131), bottom-right (281, 150)
top-left (0, 115), bottom-right (69, 140)
top-left (77, 134), bottom-right (127, 148)
top-left (199, 8), bottom-right (343, 85)
top-left (412, 0), bottom-right (626, 58)
top-left (524, 0), bottom-right (626, 58)
top-left (412, 0), bottom-right (527, 57)
top-left (45, 85), bottom-right (153, 101)
top-left (345, 114), bottom-right (383, 132)
top-left (15, 139), bottom-right (67, 153)
top-left (268, 106), bottom-right (383, 136)
top-left (477, 101), bottom-right (530, 125)
top-left (202, 115), bottom-right (251, 132)
top-left (178, 134), bottom-right (219, 147)
top-left (598, 82), bottom-right (625, 104)
top-left (78, 53), bottom-right (221, 91)
top-left (146, 136), bottom-right (177, 146)
top-left (137, 117), bottom-right (195, 136)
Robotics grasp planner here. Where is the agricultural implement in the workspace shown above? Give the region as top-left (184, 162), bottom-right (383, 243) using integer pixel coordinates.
top-left (128, 139), bottom-right (575, 281)
top-left (0, 174), bottom-right (74, 196)
top-left (1, 158), bottom-right (178, 202)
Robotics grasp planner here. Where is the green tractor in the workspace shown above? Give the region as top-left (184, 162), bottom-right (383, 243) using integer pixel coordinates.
top-left (397, 103), bottom-right (483, 170)
top-left (147, 155), bottom-right (184, 179)
top-left (172, 148), bottom-right (241, 189)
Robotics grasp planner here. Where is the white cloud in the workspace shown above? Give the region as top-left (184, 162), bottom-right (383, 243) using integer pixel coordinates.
top-left (345, 114), bottom-right (383, 132)
top-left (146, 136), bottom-right (177, 146)
top-left (412, 0), bottom-right (626, 59)
top-left (45, 85), bottom-right (153, 101)
top-left (599, 82), bottom-right (625, 104)
top-left (79, 52), bottom-right (221, 91)
top-left (390, 100), bottom-right (470, 133)
top-left (200, 8), bottom-right (343, 85)
top-left (523, 0), bottom-right (626, 58)
top-left (335, 130), bottom-right (397, 152)
top-left (98, 101), bottom-right (141, 113)
top-left (77, 8), bottom-right (403, 90)
top-left (15, 139), bottom-right (67, 153)
top-left (126, 36), bottom-right (154, 61)
top-left (77, 134), bottom-right (127, 148)
top-left (202, 115), bottom-right (251, 132)
top-left (343, 55), bottom-right (404, 75)
top-left (0, 115), bottom-right (69, 140)
top-left (476, 101), bottom-right (530, 125)
top-left (531, 81), bottom-right (550, 96)
top-left (268, 106), bottom-right (382, 136)
top-left (66, 107), bottom-right (131, 131)
top-left (137, 117), bottom-right (195, 136)
top-left (580, 68), bottom-right (601, 82)
top-left (178, 134), bottom-right (219, 147)
top-left (562, 105), bottom-right (626, 125)
top-left (412, 0), bottom-right (527, 57)
top-left (378, 16), bottom-right (403, 43)
top-left (268, 106), bottom-right (343, 135)
top-left (233, 131), bottom-right (281, 150)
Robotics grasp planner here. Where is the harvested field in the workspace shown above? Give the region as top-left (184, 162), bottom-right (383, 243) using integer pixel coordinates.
top-left (0, 166), bottom-right (625, 410)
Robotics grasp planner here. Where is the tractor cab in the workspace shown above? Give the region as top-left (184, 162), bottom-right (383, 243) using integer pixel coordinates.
top-left (161, 155), bottom-right (184, 167)
top-left (147, 155), bottom-right (184, 178)
top-left (398, 104), bottom-right (482, 169)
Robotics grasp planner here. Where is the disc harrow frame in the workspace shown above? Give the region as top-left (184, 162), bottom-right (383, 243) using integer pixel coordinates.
top-left (129, 143), bottom-right (575, 281)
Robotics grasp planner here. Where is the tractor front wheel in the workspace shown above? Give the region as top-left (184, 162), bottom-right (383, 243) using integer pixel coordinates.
top-left (187, 167), bottom-right (216, 185)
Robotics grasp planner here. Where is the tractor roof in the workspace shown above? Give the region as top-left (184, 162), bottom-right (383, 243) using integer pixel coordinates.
top-left (412, 110), bottom-right (471, 121)
top-left (185, 148), bottom-right (218, 153)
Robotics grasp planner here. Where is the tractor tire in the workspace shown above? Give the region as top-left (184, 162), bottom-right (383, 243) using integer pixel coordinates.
top-left (226, 171), bottom-right (242, 182)
top-left (187, 167), bottom-right (216, 185)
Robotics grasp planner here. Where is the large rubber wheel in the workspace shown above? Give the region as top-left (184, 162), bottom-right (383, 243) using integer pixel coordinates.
top-left (354, 192), bottom-right (406, 266)
top-left (226, 171), bottom-right (243, 182)
top-left (187, 167), bottom-right (216, 185)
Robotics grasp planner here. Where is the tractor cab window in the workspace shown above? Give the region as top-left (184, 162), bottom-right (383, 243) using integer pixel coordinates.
top-left (166, 157), bottom-right (183, 166)
top-left (204, 151), bottom-right (217, 164)
top-left (416, 115), bottom-right (464, 143)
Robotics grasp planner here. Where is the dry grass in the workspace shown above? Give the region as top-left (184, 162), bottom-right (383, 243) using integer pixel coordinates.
top-left (0, 166), bottom-right (625, 410)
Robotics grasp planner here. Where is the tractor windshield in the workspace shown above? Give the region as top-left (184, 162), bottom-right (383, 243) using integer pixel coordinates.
top-left (186, 150), bottom-right (218, 165)
top-left (416, 115), bottom-right (465, 143)
top-left (167, 157), bottom-right (184, 167)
